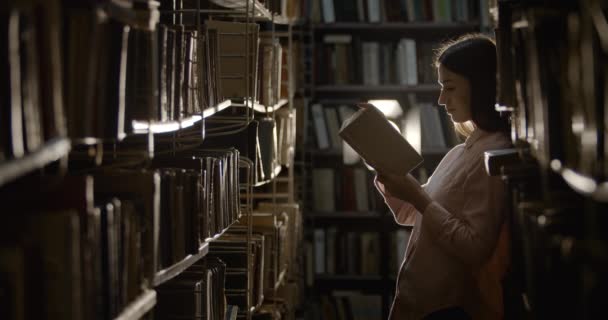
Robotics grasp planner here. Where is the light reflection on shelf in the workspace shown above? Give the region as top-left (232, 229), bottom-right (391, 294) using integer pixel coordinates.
top-left (131, 99), bottom-right (233, 135)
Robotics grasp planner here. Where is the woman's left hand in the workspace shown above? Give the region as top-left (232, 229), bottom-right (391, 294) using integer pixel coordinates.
top-left (376, 173), bottom-right (433, 213)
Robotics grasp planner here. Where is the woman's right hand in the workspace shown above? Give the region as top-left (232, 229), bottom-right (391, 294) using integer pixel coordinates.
top-left (376, 173), bottom-right (432, 213)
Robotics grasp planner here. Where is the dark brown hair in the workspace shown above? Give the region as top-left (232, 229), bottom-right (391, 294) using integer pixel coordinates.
top-left (434, 34), bottom-right (509, 137)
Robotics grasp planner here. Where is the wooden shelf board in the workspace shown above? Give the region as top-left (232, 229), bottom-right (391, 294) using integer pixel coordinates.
top-left (113, 289), bottom-right (157, 320)
top-left (0, 137), bottom-right (71, 188)
top-left (153, 219), bottom-right (236, 286)
top-left (202, 99), bottom-right (233, 118)
top-left (153, 242), bottom-right (210, 286)
top-left (252, 99), bottom-right (289, 113)
top-left (130, 100), bottom-right (232, 136)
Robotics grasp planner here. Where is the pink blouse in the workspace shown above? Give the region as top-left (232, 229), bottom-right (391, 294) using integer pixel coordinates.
top-left (375, 129), bottom-right (512, 320)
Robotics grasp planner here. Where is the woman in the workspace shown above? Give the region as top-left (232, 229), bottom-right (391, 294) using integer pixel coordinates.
top-left (375, 34), bottom-right (512, 319)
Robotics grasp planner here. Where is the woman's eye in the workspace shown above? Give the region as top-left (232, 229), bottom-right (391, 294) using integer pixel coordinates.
top-left (442, 87), bottom-right (455, 92)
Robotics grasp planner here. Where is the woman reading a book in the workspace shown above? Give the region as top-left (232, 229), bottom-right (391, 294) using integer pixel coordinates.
top-left (374, 34), bottom-right (511, 320)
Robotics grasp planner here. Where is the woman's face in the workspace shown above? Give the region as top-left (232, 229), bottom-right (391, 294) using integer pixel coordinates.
top-left (437, 64), bottom-right (472, 123)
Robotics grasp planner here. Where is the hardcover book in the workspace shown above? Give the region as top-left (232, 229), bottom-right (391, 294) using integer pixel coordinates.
top-left (339, 104), bottom-right (423, 175)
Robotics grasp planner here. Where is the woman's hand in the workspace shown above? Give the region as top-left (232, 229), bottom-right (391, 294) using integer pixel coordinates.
top-left (376, 173), bottom-right (432, 213)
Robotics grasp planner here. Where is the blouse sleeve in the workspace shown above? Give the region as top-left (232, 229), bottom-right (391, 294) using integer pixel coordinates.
top-left (374, 177), bottom-right (418, 226)
top-left (420, 156), bottom-right (506, 268)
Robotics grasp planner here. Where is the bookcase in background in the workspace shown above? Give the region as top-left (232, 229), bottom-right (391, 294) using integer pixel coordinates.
top-left (492, 1), bottom-right (608, 319)
top-left (0, 1), bottom-right (305, 320)
top-left (295, 0), bottom-right (485, 318)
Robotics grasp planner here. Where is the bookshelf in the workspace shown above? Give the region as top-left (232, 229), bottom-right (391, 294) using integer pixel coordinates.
top-left (490, 1), bottom-right (608, 319)
top-left (1, 1), bottom-right (303, 320)
top-left (297, 0), bottom-right (486, 318)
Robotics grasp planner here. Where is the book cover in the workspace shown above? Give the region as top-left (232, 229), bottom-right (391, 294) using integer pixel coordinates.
top-left (339, 104), bottom-right (423, 175)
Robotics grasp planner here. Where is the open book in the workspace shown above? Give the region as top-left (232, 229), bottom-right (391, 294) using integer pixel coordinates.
top-left (339, 104), bottom-right (423, 175)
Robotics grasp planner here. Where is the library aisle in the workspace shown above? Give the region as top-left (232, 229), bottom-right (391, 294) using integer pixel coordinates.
top-left (2, 1), bottom-right (608, 320)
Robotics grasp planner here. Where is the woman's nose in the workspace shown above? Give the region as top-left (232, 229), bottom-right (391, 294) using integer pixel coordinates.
top-left (438, 91), bottom-right (446, 106)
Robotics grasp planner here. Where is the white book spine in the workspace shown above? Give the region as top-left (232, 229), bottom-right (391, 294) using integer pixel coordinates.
top-left (324, 108), bottom-right (342, 150)
top-left (404, 39), bottom-right (418, 85)
top-left (322, 0), bottom-right (336, 23)
top-left (311, 103), bottom-right (330, 149)
top-left (367, 0), bottom-right (381, 22)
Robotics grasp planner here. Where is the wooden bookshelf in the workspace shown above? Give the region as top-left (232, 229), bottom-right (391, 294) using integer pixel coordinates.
top-left (2, 0), bottom-right (300, 319)
top-left (0, 137), bottom-right (71, 188)
top-left (114, 290), bottom-right (157, 320)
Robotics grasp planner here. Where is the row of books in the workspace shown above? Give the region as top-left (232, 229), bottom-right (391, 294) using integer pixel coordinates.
top-left (305, 0), bottom-right (482, 24)
top-left (403, 101), bottom-right (461, 151)
top-left (311, 167), bottom-right (382, 212)
top-left (156, 256), bottom-right (228, 319)
top-left (154, 200), bottom-right (302, 320)
top-left (203, 117), bottom-right (275, 185)
top-left (0, 0), bottom-right (292, 164)
top-left (208, 228), bottom-right (266, 317)
top-left (63, 2), bottom-right (159, 140)
top-left (315, 35), bottom-right (437, 86)
top-left (308, 229), bottom-right (409, 276)
top-left (0, 176), bottom-right (150, 320)
top-left (153, 149), bottom-right (240, 269)
top-left (200, 106), bottom-right (295, 183)
top-left (0, 152), bottom-right (247, 319)
top-left (0, 1), bottom-right (66, 163)
top-left (258, 35), bottom-right (284, 107)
